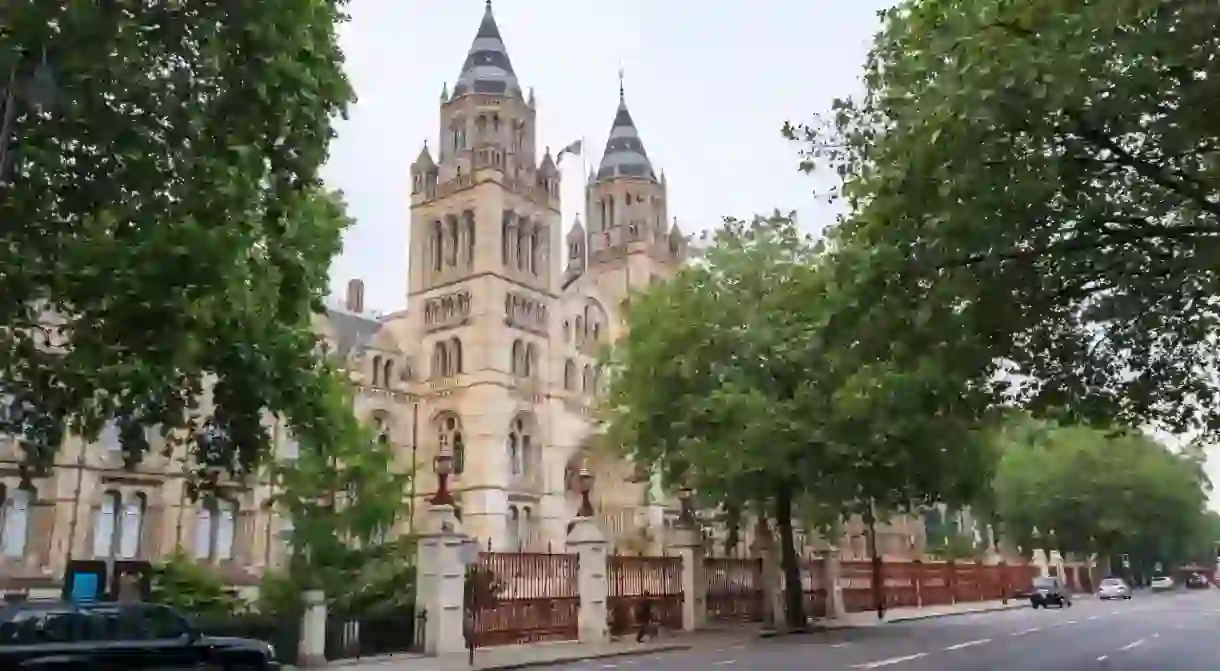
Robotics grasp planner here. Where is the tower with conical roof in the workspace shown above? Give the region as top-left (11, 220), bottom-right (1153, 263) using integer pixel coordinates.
top-left (406, 2), bottom-right (562, 549)
top-left (578, 78), bottom-right (686, 301)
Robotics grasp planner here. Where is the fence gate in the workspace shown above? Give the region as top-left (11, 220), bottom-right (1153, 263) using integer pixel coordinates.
top-left (469, 551), bottom-right (579, 647)
top-left (705, 557), bottom-right (764, 622)
top-left (607, 555), bottom-right (683, 636)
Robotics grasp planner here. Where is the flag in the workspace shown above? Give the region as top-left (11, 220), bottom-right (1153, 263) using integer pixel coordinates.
top-left (556, 138), bottom-right (583, 162)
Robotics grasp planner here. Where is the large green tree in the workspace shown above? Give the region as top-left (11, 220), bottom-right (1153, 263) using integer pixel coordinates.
top-left (991, 419), bottom-right (1211, 575)
top-left (601, 213), bottom-right (997, 628)
top-left (1, 1), bottom-right (355, 474)
top-left (789, 0), bottom-right (1220, 436)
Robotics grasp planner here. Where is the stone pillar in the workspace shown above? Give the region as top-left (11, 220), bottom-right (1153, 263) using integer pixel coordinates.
top-left (416, 503), bottom-right (475, 656)
top-left (821, 550), bottom-right (845, 619)
top-left (669, 526), bottom-right (706, 631)
top-left (751, 522), bottom-right (786, 631)
top-left (567, 516), bottom-right (610, 644)
top-left (297, 589), bottom-right (327, 668)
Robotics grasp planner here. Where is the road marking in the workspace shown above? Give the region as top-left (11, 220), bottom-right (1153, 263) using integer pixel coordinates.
top-left (1120, 639), bottom-right (1145, 651)
top-left (831, 642), bottom-right (852, 648)
top-left (1012, 627), bottom-right (1041, 636)
top-left (1152, 633), bottom-right (1160, 638)
top-left (1086, 615), bottom-right (1099, 620)
top-left (1097, 655), bottom-right (1108, 661)
top-left (944, 638), bottom-right (991, 651)
top-left (852, 653), bottom-right (928, 669)
top-left (601, 665), bottom-right (618, 669)
top-left (1065, 620), bottom-right (1078, 625)
top-left (713, 660), bottom-right (736, 666)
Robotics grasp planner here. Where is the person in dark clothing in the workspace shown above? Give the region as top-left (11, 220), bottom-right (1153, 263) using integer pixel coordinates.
top-left (635, 591), bottom-right (655, 642)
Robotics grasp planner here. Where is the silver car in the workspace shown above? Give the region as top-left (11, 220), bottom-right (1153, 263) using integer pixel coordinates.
top-left (1098, 577), bottom-right (1132, 600)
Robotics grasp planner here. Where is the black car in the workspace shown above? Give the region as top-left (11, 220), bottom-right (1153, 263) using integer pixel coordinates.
top-left (0, 600), bottom-right (280, 670)
top-left (1029, 576), bottom-right (1073, 609)
top-left (1185, 573), bottom-right (1212, 590)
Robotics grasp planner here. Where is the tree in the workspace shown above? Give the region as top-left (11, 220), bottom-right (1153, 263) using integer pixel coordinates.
top-left (789, 0), bottom-right (1220, 438)
top-left (990, 420), bottom-right (1211, 576)
top-left (601, 213), bottom-right (999, 629)
top-left (150, 550), bottom-right (247, 618)
top-left (1, 1), bottom-right (356, 475)
top-left (271, 372), bottom-right (414, 613)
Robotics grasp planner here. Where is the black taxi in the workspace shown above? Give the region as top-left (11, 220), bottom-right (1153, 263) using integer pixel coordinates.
top-left (0, 600), bottom-right (279, 670)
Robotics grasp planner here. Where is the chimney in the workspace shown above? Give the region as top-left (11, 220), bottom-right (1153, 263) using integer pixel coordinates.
top-left (345, 279), bottom-right (365, 313)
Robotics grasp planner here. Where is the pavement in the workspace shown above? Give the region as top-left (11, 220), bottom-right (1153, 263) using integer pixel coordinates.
top-left (538, 589), bottom-right (1220, 671)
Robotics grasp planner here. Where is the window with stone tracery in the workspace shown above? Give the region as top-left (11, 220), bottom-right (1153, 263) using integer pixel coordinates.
top-left (507, 415), bottom-right (533, 478)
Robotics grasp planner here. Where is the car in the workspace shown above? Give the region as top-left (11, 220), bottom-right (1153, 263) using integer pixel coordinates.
top-left (1097, 577), bottom-right (1132, 600)
top-left (1185, 573), bottom-right (1211, 590)
top-left (1150, 575), bottom-right (1175, 592)
top-left (0, 599), bottom-right (280, 670)
top-left (1029, 576), bottom-right (1072, 609)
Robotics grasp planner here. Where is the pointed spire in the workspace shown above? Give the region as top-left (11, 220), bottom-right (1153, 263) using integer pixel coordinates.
top-left (440, 82), bottom-right (449, 101)
top-left (595, 72), bottom-right (656, 183)
top-left (539, 147), bottom-right (558, 177)
top-left (567, 215), bottom-right (586, 240)
top-left (413, 143), bottom-right (436, 170)
top-left (453, 1), bottom-right (520, 98)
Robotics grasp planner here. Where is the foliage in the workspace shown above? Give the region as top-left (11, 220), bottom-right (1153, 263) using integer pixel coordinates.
top-left (149, 551), bottom-right (248, 618)
top-left (272, 376), bottom-right (414, 609)
top-left (601, 212), bottom-right (1002, 627)
top-left (1, 0), bottom-right (358, 477)
top-left (464, 565), bottom-right (504, 611)
top-left (990, 419), bottom-right (1211, 572)
top-left (789, 0), bottom-right (1220, 438)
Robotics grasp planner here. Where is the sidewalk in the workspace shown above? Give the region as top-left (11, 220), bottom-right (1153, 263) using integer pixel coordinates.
top-left (791, 593), bottom-right (1096, 631)
top-left (323, 631), bottom-right (749, 671)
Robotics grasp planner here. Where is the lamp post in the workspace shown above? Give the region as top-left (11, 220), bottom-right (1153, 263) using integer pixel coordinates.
top-left (575, 464), bottom-right (595, 518)
top-left (1, 48), bottom-right (58, 187)
top-left (431, 450), bottom-right (455, 506)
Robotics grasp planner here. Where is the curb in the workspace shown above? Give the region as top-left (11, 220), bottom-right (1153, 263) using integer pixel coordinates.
top-left (882, 602), bottom-right (1026, 623)
top-left (470, 643), bottom-right (693, 670)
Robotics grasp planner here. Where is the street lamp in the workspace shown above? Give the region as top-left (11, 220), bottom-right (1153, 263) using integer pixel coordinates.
top-left (431, 450), bottom-right (455, 506)
top-left (676, 486), bottom-right (696, 528)
top-left (1, 49), bottom-right (59, 186)
top-left (575, 464), bottom-right (595, 518)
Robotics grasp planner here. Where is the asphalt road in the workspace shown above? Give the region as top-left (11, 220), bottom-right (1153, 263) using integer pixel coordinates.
top-left (552, 590), bottom-right (1220, 670)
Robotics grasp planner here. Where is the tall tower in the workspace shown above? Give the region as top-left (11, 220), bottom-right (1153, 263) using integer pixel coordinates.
top-left (584, 80), bottom-right (686, 306)
top-left (407, 2), bottom-right (562, 548)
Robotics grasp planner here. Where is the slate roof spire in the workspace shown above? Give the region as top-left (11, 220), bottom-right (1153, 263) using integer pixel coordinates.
top-left (452, 0), bottom-right (521, 98)
top-left (595, 72), bottom-right (656, 182)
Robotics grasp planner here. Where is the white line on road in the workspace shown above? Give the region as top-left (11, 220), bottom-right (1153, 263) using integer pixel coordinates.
top-left (852, 653), bottom-right (929, 669)
top-left (713, 660), bottom-right (736, 666)
top-left (831, 642), bottom-right (852, 648)
top-left (1065, 620), bottom-right (1078, 625)
top-left (1087, 615), bottom-right (1100, 620)
top-left (1097, 655), bottom-right (1108, 662)
top-left (1012, 627), bottom-right (1041, 636)
top-left (944, 638), bottom-right (991, 651)
top-left (1120, 639), bottom-right (1145, 651)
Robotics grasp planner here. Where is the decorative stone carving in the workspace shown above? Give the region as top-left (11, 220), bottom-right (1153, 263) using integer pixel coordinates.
top-left (424, 290), bottom-right (472, 332)
top-left (504, 291), bottom-right (548, 335)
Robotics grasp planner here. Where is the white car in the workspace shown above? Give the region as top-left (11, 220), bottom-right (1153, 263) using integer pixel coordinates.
top-left (1149, 576), bottom-right (1174, 591)
top-left (1097, 577), bottom-right (1132, 600)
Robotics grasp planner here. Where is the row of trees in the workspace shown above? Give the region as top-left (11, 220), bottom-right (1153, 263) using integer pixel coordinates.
top-left (601, 0), bottom-right (1220, 628)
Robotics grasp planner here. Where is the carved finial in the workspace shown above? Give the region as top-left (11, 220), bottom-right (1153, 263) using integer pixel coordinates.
top-left (618, 65), bottom-right (625, 100)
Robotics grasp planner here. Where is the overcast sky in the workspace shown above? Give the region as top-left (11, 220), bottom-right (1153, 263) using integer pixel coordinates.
top-left (321, 0), bottom-right (889, 312)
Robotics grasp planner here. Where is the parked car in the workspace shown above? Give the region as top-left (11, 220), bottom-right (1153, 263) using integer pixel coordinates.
top-left (1150, 575), bottom-right (1175, 592)
top-left (1029, 576), bottom-right (1073, 609)
top-left (0, 600), bottom-right (280, 670)
top-left (1185, 573), bottom-right (1211, 590)
top-left (1097, 577), bottom-right (1132, 600)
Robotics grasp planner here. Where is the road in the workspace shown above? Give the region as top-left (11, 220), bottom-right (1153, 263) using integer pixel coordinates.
top-left (552, 590), bottom-right (1220, 670)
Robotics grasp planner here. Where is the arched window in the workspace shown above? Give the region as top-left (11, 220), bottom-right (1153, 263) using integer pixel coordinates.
top-left (564, 359), bottom-right (576, 390)
top-left (465, 212), bottom-right (476, 264)
top-left (529, 229), bottom-right (540, 275)
top-left (433, 342), bottom-right (448, 378)
top-left (194, 499), bottom-right (236, 561)
top-left (507, 431), bottom-right (519, 476)
top-left (508, 505), bottom-right (520, 549)
top-left (575, 317), bottom-right (584, 342)
top-left (508, 415), bottom-right (534, 482)
top-left (582, 365), bottom-right (593, 394)
top-left (383, 359), bottom-right (394, 387)
top-left (371, 355), bottom-right (383, 386)
top-left (449, 338), bottom-right (463, 375)
top-left (93, 490), bottom-right (122, 558)
top-left (118, 492), bottom-right (146, 559)
top-left (525, 343), bottom-right (538, 378)
top-left (432, 221), bottom-right (444, 271)
top-left (510, 340), bottom-right (525, 376)
top-left (563, 321), bottom-right (570, 342)
top-left (1, 485), bottom-right (32, 559)
top-left (448, 217), bottom-right (460, 266)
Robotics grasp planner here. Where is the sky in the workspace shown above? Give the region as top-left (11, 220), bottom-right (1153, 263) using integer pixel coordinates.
top-left (321, 0), bottom-right (890, 313)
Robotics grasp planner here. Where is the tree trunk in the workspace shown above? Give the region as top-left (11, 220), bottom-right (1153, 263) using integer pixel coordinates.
top-left (866, 504), bottom-right (885, 620)
top-left (775, 485), bottom-right (806, 631)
